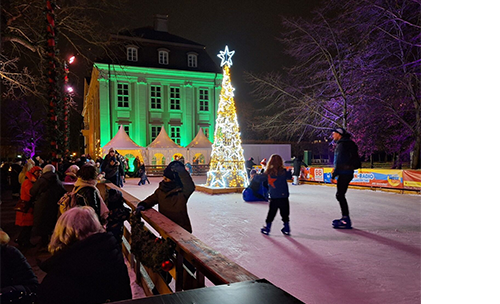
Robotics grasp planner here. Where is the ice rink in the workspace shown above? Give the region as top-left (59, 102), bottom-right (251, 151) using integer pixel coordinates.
top-left (123, 175), bottom-right (421, 304)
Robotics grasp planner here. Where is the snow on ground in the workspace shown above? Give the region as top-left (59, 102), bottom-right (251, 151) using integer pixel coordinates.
top-left (122, 176), bottom-right (421, 304)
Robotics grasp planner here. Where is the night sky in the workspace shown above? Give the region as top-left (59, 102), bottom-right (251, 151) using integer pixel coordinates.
top-left (120, 0), bottom-right (322, 111)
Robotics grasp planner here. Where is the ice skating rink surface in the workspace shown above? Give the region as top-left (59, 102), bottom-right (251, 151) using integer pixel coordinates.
top-left (123, 176), bottom-right (421, 304)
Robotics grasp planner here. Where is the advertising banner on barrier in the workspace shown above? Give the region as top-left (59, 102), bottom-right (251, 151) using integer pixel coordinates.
top-left (350, 169), bottom-right (404, 189)
top-left (302, 167), bottom-right (325, 182)
top-left (403, 170), bottom-right (421, 190)
top-left (286, 166), bottom-right (419, 191)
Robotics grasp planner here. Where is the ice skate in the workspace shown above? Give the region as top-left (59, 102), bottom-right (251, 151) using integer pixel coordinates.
top-left (281, 222), bottom-right (291, 236)
top-left (261, 223), bottom-right (271, 235)
top-left (332, 216), bottom-right (352, 229)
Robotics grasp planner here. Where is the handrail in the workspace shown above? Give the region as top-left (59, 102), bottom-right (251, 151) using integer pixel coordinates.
top-left (103, 183), bottom-right (258, 295)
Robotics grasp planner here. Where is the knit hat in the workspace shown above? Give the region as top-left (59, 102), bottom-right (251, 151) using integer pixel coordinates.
top-left (163, 161), bottom-right (184, 180)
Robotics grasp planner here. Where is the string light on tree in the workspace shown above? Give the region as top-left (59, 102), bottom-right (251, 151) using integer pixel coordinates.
top-left (206, 46), bottom-right (249, 188)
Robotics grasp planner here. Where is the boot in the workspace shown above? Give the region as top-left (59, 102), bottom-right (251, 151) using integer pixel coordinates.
top-left (281, 222), bottom-right (291, 236)
top-left (332, 216), bottom-right (352, 229)
top-left (260, 223), bottom-right (271, 235)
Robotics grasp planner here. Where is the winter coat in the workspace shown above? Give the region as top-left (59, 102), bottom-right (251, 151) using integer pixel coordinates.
top-left (138, 169), bottom-right (195, 233)
top-left (30, 171), bottom-right (66, 237)
top-left (15, 167), bottom-right (40, 226)
top-left (37, 232), bottom-right (132, 304)
top-left (291, 159), bottom-right (308, 177)
top-left (333, 134), bottom-right (359, 177)
top-left (75, 186), bottom-right (102, 218)
top-left (262, 169), bottom-right (289, 199)
top-left (0, 244), bottom-right (39, 303)
top-left (245, 159), bottom-right (257, 171)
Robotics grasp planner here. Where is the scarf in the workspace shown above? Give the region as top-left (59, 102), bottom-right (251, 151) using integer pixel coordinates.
top-left (74, 178), bottom-right (109, 219)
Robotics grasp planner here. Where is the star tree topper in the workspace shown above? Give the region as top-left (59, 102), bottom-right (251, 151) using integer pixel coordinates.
top-left (217, 45), bottom-right (235, 67)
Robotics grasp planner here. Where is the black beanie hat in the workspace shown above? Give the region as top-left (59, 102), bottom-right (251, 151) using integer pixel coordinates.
top-left (163, 161), bottom-right (184, 180)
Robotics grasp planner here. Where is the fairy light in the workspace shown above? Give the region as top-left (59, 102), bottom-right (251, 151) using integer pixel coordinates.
top-left (206, 46), bottom-right (249, 188)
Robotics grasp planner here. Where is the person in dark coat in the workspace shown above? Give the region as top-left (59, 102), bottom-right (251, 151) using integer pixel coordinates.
top-left (0, 230), bottom-right (39, 304)
top-left (72, 164), bottom-right (109, 224)
top-left (286, 156), bottom-right (308, 185)
top-left (101, 148), bottom-right (120, 186)
top-left (136, 161), bottom-right (195, 233)
top-left (132, 156), bottom-right (141, 177)
top-left (106, 188), bottom-right (131, 244)
top-left (10, 158), bottom-right (23, 197)
top-left (37, 207), bottom-right (132, 304)
top-left (245, 157), bottom-right (257, 178)
top-left (260, 154), bottom-right (291, 236)
top-left (330, 127), bottom-right (360, 229)
top-left (242, 169), bottom-right (268, 202)
top-left (30, 164), bottom-right (66, 247)
top-left (137, 162), bottom-right (150, 185)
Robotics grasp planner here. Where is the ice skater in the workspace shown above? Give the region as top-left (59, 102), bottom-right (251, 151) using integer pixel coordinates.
top-left (260, 154), bottom-right (291, 236)
top-left (137, 162), bottom-right (150, 186)
top-left (286, 156), bottom-right (308, 185)
top-left (330, 127), bottom-right (361, 229)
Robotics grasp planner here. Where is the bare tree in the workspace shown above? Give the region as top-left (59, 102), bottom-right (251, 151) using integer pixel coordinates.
top-left (1, 0), bottom-right (129, 156)
top-left (2, 98), bottom-right (45, 158)
top-left (246, 0), bottom-right (421, 168)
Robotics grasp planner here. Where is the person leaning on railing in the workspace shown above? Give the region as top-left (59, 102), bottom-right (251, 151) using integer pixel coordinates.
top-left (135, 160), bottom-right (195, 233)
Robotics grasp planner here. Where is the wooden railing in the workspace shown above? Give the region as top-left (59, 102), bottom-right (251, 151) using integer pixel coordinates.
top-left (102, 183), bottom-right (258, 295)
top-left (144, 164), bottom-right (209, 177)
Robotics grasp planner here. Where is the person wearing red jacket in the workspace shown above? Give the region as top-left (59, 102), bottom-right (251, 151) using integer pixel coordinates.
top-left (15, 166), bottom-right (42, 248)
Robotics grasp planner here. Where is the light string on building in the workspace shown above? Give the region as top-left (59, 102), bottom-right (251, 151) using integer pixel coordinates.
top-left (206, 46), bottom-right (249, 188)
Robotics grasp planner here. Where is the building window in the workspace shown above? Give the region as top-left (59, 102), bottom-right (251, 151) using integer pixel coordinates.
top-left (159, 50), bottom-right (169, 65)
top-left (187, 53), bottom-right (198, 68)
top-left (170, 87), bottom-right (180, 110)
top-left (170, 126), bottom-right (181, 145)
top-left (119, 125), bottom-right (130, 136)
top-left (150, 85), bottom-right (161, 109)
top-left (117, 83), bottom-right (129, 108)
top-left (201, 127), bottom-right (210, 138)
top-left (199, 89), bottom-right (209, 111)
top-left (151, 125), bottom-right (162, 141)
top-left (127, 47), bottom-right (138, 62)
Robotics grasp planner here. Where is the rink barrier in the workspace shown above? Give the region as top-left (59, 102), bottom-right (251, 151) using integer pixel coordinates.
top-left (102, 183), bottom-right (259, 296)
top-left (284, 167), bottom-right (421, 193)
top-left (145, 164), bottom-right (209, 176)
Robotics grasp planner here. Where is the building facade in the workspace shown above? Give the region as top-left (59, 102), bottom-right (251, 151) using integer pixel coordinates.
top-left (82, 15), bottom-right (222, 158)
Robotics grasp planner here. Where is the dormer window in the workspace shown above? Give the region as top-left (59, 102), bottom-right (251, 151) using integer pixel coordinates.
top-left (158, 49), bottom-right (169, 65)
top-left (187, 53), bottom-right (198, 68)
top-left (127, 46), bottom-right (138, 62)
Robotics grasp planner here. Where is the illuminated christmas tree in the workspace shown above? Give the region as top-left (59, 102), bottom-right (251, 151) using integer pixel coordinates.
top-left (206, 46), bottom-right (249, 188)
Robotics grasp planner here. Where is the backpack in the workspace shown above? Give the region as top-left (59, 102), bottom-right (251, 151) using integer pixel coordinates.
top-left (349, 142), bottom-right (362, 170)
top-left (57, 187), bottom-right (87, 215)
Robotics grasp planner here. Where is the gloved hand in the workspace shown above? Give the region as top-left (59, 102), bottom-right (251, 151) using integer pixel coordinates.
top-left (134, 205), bottom-right (145, 216)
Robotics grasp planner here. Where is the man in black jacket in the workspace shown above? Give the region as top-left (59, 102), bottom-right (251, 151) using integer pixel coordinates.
top-left (331, 127), bottom-right (360, 229)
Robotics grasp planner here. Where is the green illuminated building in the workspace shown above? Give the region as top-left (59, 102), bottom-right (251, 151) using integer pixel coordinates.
top-left (82, 15), bottom-right (222, 158)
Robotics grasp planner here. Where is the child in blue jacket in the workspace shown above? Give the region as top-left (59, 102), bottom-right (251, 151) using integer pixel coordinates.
top-left (260, 154), bottom-right (290, 236)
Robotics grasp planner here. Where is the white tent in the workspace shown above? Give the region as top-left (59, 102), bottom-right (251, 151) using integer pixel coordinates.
top-left (186, 128), bottom-right (213, 164)
top-left (102, 125), bottom-right (146, 167)
top-left (146, 126), bottom-right (186, 165)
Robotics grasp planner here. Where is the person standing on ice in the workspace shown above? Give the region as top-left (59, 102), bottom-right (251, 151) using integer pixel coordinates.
top-left (286, 156), bottom-right (308, 185)
top-left (260, 154), bottom-right (291, 236)
top-left (135, 161), bottom-right (195, 233)
top-left (245, 157), bottom-right (257, 178)
top-left (330, 127), bottom-right (360, 229)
